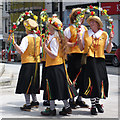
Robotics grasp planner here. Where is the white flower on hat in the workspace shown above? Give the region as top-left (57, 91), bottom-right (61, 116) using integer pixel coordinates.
top-left (109, 18), bottom-right (113, 22)
top-left (41, 24), bottom-right (44, 27)
top-left (86, 9), bottom-right (90, 13)
top-left (40, 11), bottom-right (44, 15)
top-left (13, 23), bottom-right (16, 25)
top-left (20, 18), bottom-right (24, 22)
top-left (81, 8), bottom-right (85, 12)
top-left (27, 14), bottom-right (30, 16)
top-left (73, 20), bottom-right (76, 23)
top-left (17, 21), bottom-right (20, 25)
top-left (51, 21), bottom-right (54, 24)
top-left (107, 26), bottom-right (112, 29)
top-left (33, 30), bottom-right (37, 33)
top-left (29, 11), bottom-right (32, 13)
top-left (78, 21), bottom-right (82, 25)
top-left (99, 7), bottom-right (103, 11)
top-left (52, 14), bottom-right (57, 18)
top-left (51, 19), bottom-right (55, 24)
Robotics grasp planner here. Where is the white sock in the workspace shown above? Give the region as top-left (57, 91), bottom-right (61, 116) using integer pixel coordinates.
top-left (63, 100), bottom-right (70, 109)
top-left (31, 94), bottom-right (37, 102)
top-left (24, 94), bottom-right (30, 106)
top-left (96, 97), bottom-right (100, 105)
top-left (50, 100), bottom-right (55, 110)
top-left (90, 98), bottom-right (96, 108)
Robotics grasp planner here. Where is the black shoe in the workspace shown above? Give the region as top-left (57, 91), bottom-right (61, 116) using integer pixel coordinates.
top-left (30, 101), bottom-right (39, 108)
top-left (91, 108), bottom-right (97, 115)
top-left (96, 104), bottom-right (104, 113)
top-left (41, 107), bottom-right (56, 116)
top-left (20, 104), bottom-right (31, 112)
top-left (69, 100), bottom-right (77, 109)
top-left (59, 107), bottom-right (72, 115)
top-left (76, 99), bottom-right (89, 108)
top-left (43, 100), bottom-right (50, 106)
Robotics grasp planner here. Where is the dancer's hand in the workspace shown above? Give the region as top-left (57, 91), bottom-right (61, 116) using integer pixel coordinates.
top-left (109, 31), bottom-right (114, 42)
top-left (10, 36), bottom-right (16, 45)
top-left (9, 36), bottom-right (13, 43)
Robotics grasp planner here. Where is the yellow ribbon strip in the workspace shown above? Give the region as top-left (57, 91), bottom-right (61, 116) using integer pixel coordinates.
top-left (12, 33), bottom-right (15, 44)
top-left (84, 77), bottom-right (91, 95)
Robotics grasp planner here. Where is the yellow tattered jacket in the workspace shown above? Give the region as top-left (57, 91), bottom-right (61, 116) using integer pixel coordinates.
top-left (21, 36), bottom-right (41, 64)
top-left (83, 31), bottom-right (108, 59)
top-left (68, 25), bottom-right (87, 54)
top-left (45, 37), bottom-right (63, 67)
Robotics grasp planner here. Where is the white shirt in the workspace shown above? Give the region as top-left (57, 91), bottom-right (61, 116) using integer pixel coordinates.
top-left (19, 34), bottom-right (39, 53)
top-left (82, 29), bottom-right (111, 49)
top-left (64, 24), bottom-right (86, 39)
top-left (46, 34), bottom-right (59, 56)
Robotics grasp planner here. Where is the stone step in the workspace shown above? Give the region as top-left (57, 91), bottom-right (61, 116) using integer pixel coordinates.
top-left (0, 63), bottom-right (5, 77)
top-left (0, 73), bottom-right (13, 86)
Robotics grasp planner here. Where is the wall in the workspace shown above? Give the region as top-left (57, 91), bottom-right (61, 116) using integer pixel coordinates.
top-left (0, 2), bottom-right (2, 35)
top-left (0, 2), bottom-right (3, 51)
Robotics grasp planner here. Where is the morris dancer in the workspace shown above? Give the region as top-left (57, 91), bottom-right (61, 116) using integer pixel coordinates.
top-left (79, 16), bottom-right (114, 115)
top-left (64, 8), bottom-right (89, 109)
top-left (41, 17), bottom-right (72, 116)
top-left (10, 18), bottom-right (41, 111)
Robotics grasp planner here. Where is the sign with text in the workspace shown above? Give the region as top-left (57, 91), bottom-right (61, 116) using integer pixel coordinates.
top-left (101, 2), bottom-right (120, 15)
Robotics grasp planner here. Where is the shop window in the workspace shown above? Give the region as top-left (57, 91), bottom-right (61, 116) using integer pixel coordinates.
top-left (5, 19), bottom-right (7, 33)
top-left (5, 2), bottom-right (7, 11)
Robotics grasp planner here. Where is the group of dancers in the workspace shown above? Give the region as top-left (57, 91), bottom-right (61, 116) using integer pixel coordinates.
top-left (9, 7), bottom-right (114, 116)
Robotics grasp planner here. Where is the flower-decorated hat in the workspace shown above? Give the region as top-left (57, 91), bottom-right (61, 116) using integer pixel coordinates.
top-left (69, 8), bottom-right (82, 24)
top-left (48, 17), bottom-right (63, 30)
top-left (87, 16), bottom-right (103, 28)
top-left (23, 18), bottom-right (38, 31)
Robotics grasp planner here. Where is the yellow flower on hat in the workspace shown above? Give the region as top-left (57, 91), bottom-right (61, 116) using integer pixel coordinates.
top-left (27, 26), bottom-right (31, 31)
top-left (48, 17), bottom-right (63, 30)
top-left (107, 16), bottom-right (110, 19)
top-left (81, 15), bottom-right (84, 18)
top-left (41, 16), bottom-right (45, 22)
top-left (58, 27), bottom-right (61, 30)
top-left (103, 9), bottom-right (107, 15)
top-left (36, 27), bottom-right (39, 31)
top-left (48, 17), bottom-right (52, 21)
top-left (41, 16), bottom-right (47, 22)
top-left (33, 15), bottom-right (38, 21)
top-left (94, 6), bottom-right (98, 9)
top-left (24, 22), bottom-right (27, 27)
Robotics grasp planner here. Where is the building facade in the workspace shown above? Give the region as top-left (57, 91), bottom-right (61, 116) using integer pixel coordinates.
top-left (8, 1), bottom-right (45, 45)
top-left (0, 1), bottom-right (3, 51)
top-left (45, 0), bottom-right (120, 46)
top-left (1, 0), bottom-right (120, 53)
top-left (2, 1), bottom-right (10, 50)
top-left (1, 1), bottom-right (45, 51)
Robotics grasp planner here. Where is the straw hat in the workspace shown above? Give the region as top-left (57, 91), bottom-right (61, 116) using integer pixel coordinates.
top-left (48, 17), bottom-right (63, 30)
top-left (69, 8), bottom-right (81, 24)
top-left (87, 16), bottom-right (103, 28)
top-left (23, 18), bottom-right (38, 30)
top-left (70, 8), bottom-right (81, 18)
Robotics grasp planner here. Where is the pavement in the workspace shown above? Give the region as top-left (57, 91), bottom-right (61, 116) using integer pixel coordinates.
top-left (0, 61), bottom-right (120, 119)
